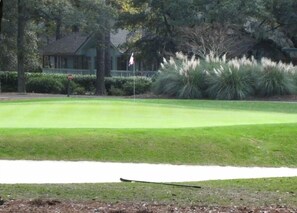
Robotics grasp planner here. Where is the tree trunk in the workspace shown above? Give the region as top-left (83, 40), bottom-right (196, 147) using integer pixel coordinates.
top-left (104, 28), bottom-right (111, 77)
top-left (55, 18), bottom-right (62, 40)
top-left (0, 0), bottom-right (3, 33)
top-left (95, 32), bottom-right (106, 95)
top-left (104, 0), bottom-right (111, 77)
top-left (17, 0), bottom-right (26, 93)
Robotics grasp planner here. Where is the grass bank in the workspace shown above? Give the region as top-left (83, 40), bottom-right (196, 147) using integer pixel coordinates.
top-left (0, 123), bottom-right (296, 167)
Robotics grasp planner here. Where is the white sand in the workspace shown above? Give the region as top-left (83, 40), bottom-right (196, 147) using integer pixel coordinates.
top-left (1, 160), bottom-right (297, 184)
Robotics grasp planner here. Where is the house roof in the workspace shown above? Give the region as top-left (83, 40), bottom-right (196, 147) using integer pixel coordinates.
top-left (42, 29), bottom-right (130, 55)
top-left (43, 33), bottom-right (91, 55)
top-left (110, 29), bottom-right (130, 51)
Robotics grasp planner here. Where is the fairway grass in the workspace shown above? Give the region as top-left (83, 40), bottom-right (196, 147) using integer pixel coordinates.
top-left (0, 99), bottom-right (297, 128)
top-left (0, 98), bottom-right (296, 166)
top-left (1, 98), bottom-right (297, 207)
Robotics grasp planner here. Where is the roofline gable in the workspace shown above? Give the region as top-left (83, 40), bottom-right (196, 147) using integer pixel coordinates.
top-left (75, 33), bottom-right (94, 54)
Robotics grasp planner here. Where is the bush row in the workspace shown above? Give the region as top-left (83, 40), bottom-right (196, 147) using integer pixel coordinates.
top-left (153, 52), bottom-right (297, 100)
top-left (0, 72), bottom-right (152, 96)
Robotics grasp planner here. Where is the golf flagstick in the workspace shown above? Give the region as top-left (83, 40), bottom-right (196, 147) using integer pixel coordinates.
top-left (129, 53), bottom-right (135, 101)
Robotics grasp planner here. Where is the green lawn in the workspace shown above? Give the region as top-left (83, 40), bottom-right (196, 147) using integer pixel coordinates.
top-left (1, 98), bottom-right (297, 206)
top-left (0, 98), bottom-right (297, 128)
top-left (0, 98), bottom-right (296, 166)
top-left (0, 124), bottom-right (297, 166)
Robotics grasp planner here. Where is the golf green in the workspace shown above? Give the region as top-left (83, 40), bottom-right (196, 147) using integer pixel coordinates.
top-left (0, 99), bottom-right (296, 128)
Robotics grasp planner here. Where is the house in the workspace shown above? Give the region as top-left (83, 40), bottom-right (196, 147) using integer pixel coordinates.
top-left (42, 29), bottom-right (157, 77)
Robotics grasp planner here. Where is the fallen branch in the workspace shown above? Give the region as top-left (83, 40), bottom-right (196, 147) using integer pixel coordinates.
top-left (120, 178), bottom-right (202, 189)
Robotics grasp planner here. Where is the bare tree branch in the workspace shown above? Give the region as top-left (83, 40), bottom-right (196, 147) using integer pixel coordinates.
top-left (177, 23), bottom-right (255, 58)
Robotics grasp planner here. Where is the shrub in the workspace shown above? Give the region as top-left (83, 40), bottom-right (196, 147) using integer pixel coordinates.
top-left (122, 77), bottom-right (152, 96)
top-left (0, 72), bottom-right (153, 95)
top-left (292, 70), bottom-right (297, 94)
top-left (201, 52), bottom-right (227, 71)
top-left (73, 86), bottom-right (86, 95)
top-left (26, 76), bottom-right (64, 94)
top-left (105, 77), bottom-right (128, 92)
top-left (108, 86), bottom-right (125, 96)
top-left (206, 63), bottom-right (254, 100)
top-left (178, 68), bottom-right (206, 99)
top-left (153, 52), bottom-right (297, 100)
top-left (73, 75), bottom-right (96, 92)
top-left (153, 53), bottom-right (204, 99)
top-left (205, 56), bottom-right (258, 100)
top-left (255, 58), bottom-right (296, 97)
top-left (0, 71), bottom-right (18, 92)
top-left (153, 71), bottom-right (183, 97)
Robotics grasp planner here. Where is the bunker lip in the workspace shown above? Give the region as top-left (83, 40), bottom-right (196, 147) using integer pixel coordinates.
top-left (1, 160), bottom-right (297, 184)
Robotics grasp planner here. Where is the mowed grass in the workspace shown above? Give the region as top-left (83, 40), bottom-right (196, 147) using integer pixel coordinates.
top-left (0, 98), bottom-right (297, 128)
top-left (0, 124), bottom-right (297, 166)
top-left (0, 98), bottom-right (296, 166)
top-left (1, 98), bottom-right (297, 207)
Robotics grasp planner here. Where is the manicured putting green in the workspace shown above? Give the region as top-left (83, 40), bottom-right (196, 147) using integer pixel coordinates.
top-left (0, 99), bottom-right (296, 128)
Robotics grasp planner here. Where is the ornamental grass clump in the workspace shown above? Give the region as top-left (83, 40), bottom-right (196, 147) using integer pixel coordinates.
top-left (287, 65), bottom-right (297, 94)
top-left (200, 52), bottom-right (227, 73)
top-left (153, 52), bottom-right (205, 99)
top-left (293, 70), bottom-right (297, 92)
top-left (153, 52), bottom-right (297, 100)
top-left (255, 58), bottom-right (296, 97)
top-left (205, 60), bottom-right (254, 100)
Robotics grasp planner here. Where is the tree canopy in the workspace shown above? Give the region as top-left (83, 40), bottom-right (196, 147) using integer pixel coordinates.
top-left (0, 0), bottom-right (296, 93)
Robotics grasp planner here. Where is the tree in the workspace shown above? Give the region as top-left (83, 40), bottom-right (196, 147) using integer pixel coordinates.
top-left (104, 21), bottom-right (111, 77)
top-left (178, 23), bottom-right (254, 58)
top-left (117, 0), bottom-right (200, 63)
top-left (0, 0), bottom-right (3, 33)
top-left (263, 0), bottom-right (297, 46)
top-left (0, 0), bottom-right (41, 72)
top-left (95, 31), bottom-right (106, 95)
top-left (17, 0), bottom-right (26, 93)
top-left (118, 0), bottom-right (296, 63)
top-left (0, 0), bottom-right (17, 71)
top-left (80, 0), bottom-right (115, 95)
top-left (38, 0), bottom-right (75, 40)
top-left (16, 0), bottom-right (41, 92)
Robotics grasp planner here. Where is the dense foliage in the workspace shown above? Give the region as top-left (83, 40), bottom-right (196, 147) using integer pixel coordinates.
top-left (1, 0), bottom-right (296, 94)
top-left (0, 72), bottom-right (152, 96)
top-left (118, 0), bottom-right (297, 63)
top-left (153, 53), bottom-right (297, 100)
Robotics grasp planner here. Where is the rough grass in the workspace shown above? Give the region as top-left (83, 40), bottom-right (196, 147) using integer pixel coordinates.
top-left (1, 177), bottom-right (297, 207)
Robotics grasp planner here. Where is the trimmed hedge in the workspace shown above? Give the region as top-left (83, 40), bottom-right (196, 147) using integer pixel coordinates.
top-left (0, 72), bottom-right (152, 96)
top-left (27, 76), bottom-right (64, 94)
top-left (0, 72), bottom-right (18, 92)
